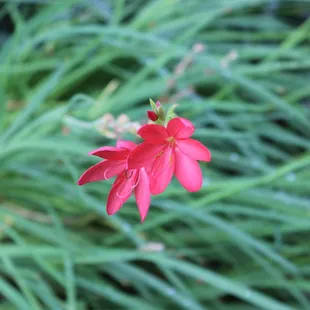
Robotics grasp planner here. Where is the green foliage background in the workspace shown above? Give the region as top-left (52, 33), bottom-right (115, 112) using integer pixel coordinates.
top-left (0, 0), bottom-right (310, 309)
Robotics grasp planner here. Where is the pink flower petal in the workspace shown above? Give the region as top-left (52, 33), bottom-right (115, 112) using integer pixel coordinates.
top-left (127, 142), bottom-right (163, 169)
top-left (177, 138), bottom-right (211, 162)
top-left (151, 145), bottom-right (172, 177)
top-left (106, 172), bottom-right (136, 215)
top-left (106, 176), bottom-right (126, 215)
top-left (150, 148), bottom-right (175, 195)
top-left (115, 170), bottom-right (137, 199)
top-left (77, 160), bottom-right (125, 185)
top-left (134, 168), bottom-right (151, 222)
top-left (175, 149), bottom-right (202, 192)
top-left (167, 117), bottom-right (195, 139)
top-left (89, 146), bottom-right (129, 160)
top-left (116, 140), bottom-right (136, 151)
top-left (138, 124), bottom-right (169, 144)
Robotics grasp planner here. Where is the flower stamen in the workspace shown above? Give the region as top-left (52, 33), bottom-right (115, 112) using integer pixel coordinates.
top-left (116, 190), bottom-right (131, 198)
top-left (166, 136), bottom-right (176, 146)
top-left (154, 150), bottom-right (164, 158)
top-left (104, 168), bottom-right (111, 180)
top-left (131, 171), bottom-right (140, 189)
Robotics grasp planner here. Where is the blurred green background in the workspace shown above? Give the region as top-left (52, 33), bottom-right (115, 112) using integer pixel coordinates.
top-left (0, 0), bottom-right (310, 309)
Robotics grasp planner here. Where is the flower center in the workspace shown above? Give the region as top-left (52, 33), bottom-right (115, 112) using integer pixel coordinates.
top-left (166, 136), bottom-right (175, 146)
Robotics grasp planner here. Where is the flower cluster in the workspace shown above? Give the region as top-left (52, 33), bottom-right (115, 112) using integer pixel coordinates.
top-left (77, 100), bottom-right (211, 222)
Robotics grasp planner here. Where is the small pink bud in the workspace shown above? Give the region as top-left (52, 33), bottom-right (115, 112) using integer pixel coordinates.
top-left (155, 101), bottom-right (161, 108)
top-left (147, 110), bottom-right (158, 121)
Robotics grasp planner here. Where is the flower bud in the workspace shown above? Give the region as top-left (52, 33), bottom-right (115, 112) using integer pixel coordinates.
top-left (147, 110), bottom-right (158, 121)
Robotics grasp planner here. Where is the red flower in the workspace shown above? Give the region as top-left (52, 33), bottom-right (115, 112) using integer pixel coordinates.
top-left (77, 140), bottom-right (151, 221)
top-left (128, 117), bottom-right (211, 194)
